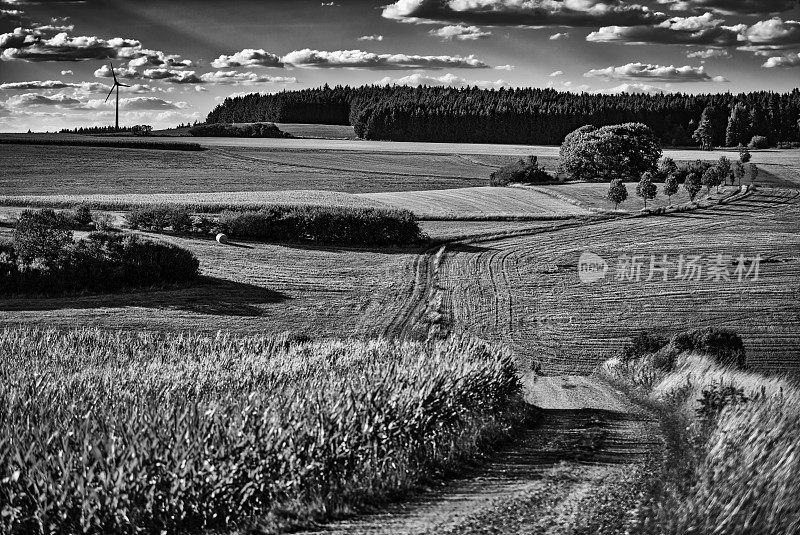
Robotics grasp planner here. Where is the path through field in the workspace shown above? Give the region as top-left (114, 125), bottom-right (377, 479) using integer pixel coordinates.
top-left (298, 375), bottom-right (661, 535)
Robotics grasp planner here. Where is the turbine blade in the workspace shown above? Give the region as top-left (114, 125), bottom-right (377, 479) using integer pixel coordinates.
top-left (118, 83), bottom-right (131, 87)
top-left (110, 62), bottom-right (118, 84)
top-left (104, 84), bottom-right (115, 102)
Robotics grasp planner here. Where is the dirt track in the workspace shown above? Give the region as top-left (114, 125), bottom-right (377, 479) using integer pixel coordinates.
top-left (298, 375), bottom-right (661, 535)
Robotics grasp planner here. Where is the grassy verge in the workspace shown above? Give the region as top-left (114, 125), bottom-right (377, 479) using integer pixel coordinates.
top-left (0, 329), bottom-right (523, 534)
top-left (0, 137), bottom-right (204, 151)
top-left (600, 346), bottom-right (799, 534)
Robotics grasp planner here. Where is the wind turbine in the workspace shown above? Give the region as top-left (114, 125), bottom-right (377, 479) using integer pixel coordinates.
top-left (104, 63), bottom-right (130, 131)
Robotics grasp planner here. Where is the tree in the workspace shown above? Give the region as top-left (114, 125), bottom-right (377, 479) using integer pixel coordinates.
top-left (560, 123), bottom-right (662, 182)
top-left (684, 170), bottom-right (703, 201)
top-left (636, 173), bottom-right (658, 209)
top-left (12, 209), bottom-right (73, 269)
top-left (702, 167), bottom-right (721, 197)
top-left (749, 135), bottom-right (769, 149)
top-left (748, 163), bottom-right (760, 184)
top-left (490, 155), bottom-right (554, 186)
top-left (607, 178), bottom-right (628, 210)
top-left (738, 145), bottom-right (751, 163)
top-left (693, 106), bottom-right (715, 150)
top-left (733, 161), bottom-right (746, 186)
top-left (715, 156), bottom-right (732, 187)
top-left (664, 174), bottom-right (680, 204)
top-left (657, 156), bottom-right (678, 181)
top-left (726, 103), bottom-right (750, 147)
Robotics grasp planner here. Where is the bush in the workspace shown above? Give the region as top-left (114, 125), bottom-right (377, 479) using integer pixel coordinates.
top-left (188, 122), bottom-right (290, 138)
top-left (73, 204), bottom-right (93, 227)
top-left (218, 206), bottom-right (423, 246)
top-left (126, 206), bottom-right (192, 233)
top-left (748, 135), bottom-right (769, 149)
top-left (622, 331), bottom-right (669, 361)
top-left (559, 123), bottom-right (662, 182)
top-left (696, 382), bottom-right (749, 422)
top-left (489, 156), bottom-right (555, 186)
top-left (1, 224), bottom-right (199, 296)
top-left (670, 327), bottom-right (746, 369)
top-left (12, 209), bottom-right (73, 267)
top-left (131, 124), bottom-right (153, 136)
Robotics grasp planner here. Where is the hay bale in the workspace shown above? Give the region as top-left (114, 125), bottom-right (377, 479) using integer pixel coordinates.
top-left (215, 233), bottom-right (229, 245)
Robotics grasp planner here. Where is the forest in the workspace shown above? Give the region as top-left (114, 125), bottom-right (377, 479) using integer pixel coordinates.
top-left (204, 85), bottom-right (800, 146)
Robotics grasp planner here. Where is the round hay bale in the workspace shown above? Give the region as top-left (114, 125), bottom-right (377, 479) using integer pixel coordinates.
top-left (215, 233), bottom-right (229, 245)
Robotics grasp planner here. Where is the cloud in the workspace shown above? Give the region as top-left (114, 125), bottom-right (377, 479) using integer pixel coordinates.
top-left (381, 0), bottom-right (667, 28)
top-left (81, 96), bottom-right (190, 111)
top-left (0, 79), bottom-right (110, 92)
top-left (686, 48), bottom-right (730, 58)
top-left (376, 72), bottom-right (509, 89)
top-left (587, 12), bottom-right (745, 46)
top-left (584, 62), bottom-right (727, 82)
top-left (358, 35), bottom-right (384, 41)
top-left (60, 69), bottom-right (72, 75)
top-left (594, 83), bottom-right (671, 94)
top-left (0, 29), bottom-right (140, 61)
top-left (199, 71), bottom-right (297, 85)
top-left (124, 48), bottom-right (192, 69)
top-left (656, 0), bottom-right (797, 16)
top-left (5, 92), bottom-right (81, 107)
top-left (549, 70), bottom-right (564, 76)
top-left (210, 48), bottom-right (283, 68)
top-left (762, 51), bottom-right (800, 67)
top-left (141, 68), bottom-right (203, 83)
top-left (739, 17), bottom-right (800, 52)
top-left (94, 64), bottom-right (139, 79)
top-left (495, 64), bottom-right (514, 70)
top-left (429, 24), bottom-right (491, 40)
top-left (281, 48), bottom-right (489, 69)
top-left (549, 32), bottom-right (570, 40)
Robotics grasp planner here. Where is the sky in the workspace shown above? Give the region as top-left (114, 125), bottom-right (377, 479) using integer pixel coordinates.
top-left (1, 0), bottom-right (799, 132)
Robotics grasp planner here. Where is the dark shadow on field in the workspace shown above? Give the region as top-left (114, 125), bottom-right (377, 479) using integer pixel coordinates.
top-left (446, 243), bottom-right (496, 253)
top-left (0, 276), bottom-right (287, 317)
top-left (274, 240), bottom-right (436, 255)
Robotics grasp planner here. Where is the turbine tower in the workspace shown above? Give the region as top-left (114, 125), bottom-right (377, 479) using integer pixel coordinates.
top-left (104, 63), bottom-right (130, 131)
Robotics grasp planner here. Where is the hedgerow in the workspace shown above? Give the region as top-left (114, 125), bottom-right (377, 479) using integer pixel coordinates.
top-left (188, 122), bottom-right (290, 138)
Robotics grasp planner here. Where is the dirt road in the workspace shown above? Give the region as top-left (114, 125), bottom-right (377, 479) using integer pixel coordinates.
top-left (297, 375), bottom-right (661, 535)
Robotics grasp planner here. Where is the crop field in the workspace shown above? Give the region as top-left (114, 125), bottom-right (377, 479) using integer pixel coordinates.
top-left (437, 187), bottom-right (800, 375)
top-left (359, 187), bottom-right (593, 219)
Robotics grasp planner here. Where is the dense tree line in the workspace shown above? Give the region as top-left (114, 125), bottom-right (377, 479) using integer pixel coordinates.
top-left (205, 85), bottom-right (800, 146)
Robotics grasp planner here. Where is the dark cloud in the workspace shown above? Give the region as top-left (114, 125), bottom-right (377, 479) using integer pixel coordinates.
top-left (0, 29), bottom-right (140, 61)
top-left (5, 92), bottom-right (81, 107)
top-left (586, 13), bottom-right (745, 45)
top-left (382, 0), bottom-right (667, 28)
top-left (0, 79), bottom-right (109, 91)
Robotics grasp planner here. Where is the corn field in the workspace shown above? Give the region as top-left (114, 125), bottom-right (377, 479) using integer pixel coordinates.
top-left (0, 328), bottom-right (520, 534)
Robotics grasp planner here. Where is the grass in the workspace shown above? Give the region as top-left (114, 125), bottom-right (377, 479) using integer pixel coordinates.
top-left (601, 352), bottom-right (800, 535)
top-left (0, 327), bottom-right (521, 534)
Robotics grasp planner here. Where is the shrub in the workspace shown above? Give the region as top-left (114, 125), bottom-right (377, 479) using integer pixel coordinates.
top-left (748, 135), bottom-right (769, 149)
top-left (126, 206), bottom-right (192, 233)
top-left (218, 206), bottom-right (422, 246)
top-left (670, 327), bottom-right (746, 369)
top-left (738, 145), bottom-right (751, 163)
top-left (622, 331), bottom-right (669, 361)
top-left (696, 382), bottom-right (749, 422)
top-left (489, 156), bottom-right (555, 186)
top-left (559, 123), bottom-right (662, 182)
top-left (131, 124), bottom-right (153, 136)
top-left (73, 204), bottom-right (93, 227)
top-left (188, 122), bottom-right (290, 138)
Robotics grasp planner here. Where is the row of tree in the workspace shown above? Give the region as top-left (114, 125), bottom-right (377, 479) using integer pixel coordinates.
top-left (205, 85), bottom-right (800, 146)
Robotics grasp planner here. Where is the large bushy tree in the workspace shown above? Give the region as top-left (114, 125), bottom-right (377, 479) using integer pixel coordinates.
top-left (559, 123), bottom-right (661, 182)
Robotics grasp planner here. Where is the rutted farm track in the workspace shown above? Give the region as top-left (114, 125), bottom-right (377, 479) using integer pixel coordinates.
top-left (396, 187), bottom-right (800, 376)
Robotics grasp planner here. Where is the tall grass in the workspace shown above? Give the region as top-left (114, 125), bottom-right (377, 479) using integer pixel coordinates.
top-left (0, 328), bottom-right (521, 534)
top-left (602, 353), bottom-right (800, 534)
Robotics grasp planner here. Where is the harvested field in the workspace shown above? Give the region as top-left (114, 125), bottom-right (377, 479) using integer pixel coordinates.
top-left (360, 187), bottom-right (593, 219)
top-left (436, 187), bottom-right (800, 375)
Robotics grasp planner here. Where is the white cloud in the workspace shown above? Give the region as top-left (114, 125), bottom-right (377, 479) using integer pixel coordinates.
top-left (549, 70), bottom-right (564, 76)
top-left (762, 51), bottom-right (800, 67)
top-left (594, 83), bottom-right (671, 94)
top-left (686, 48), bottom-right (730, 58)
top-left (429, 24), bottom-right (491, 41)
top-left (550, 32), bottom-right (570, 40)
top-left (5, 92), bottom-right (81, 107)
top-left (281, 48), bottom-right (489, 69)
top-left (357, 35), bottom-right (384, 41)
top-left (60, 69), bottom-right (73, 75)
top-left (376, 72), bottom-right (509, 89)
top-left (0, 80), bottom-right (109, 92)
top-left (656, 0), bottom-right (796, 16)
top-left (210, 48), bottom-right (283, 68)
top-left (0, 29), bottom-right (140, 61)
top-left (587, 13), bottom-right (745, 46)
top-left (495, 64), bottom-right (515, 70)
top-left (584, 62), bottom-right (727, 82)
top-left (94, 64), bottom-right (139, 79)
top-left (199, 71), bottom-right (297, 85)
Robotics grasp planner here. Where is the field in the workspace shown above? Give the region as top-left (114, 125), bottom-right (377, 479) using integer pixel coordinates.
top-left (437, 187), bottom-right (800, 375)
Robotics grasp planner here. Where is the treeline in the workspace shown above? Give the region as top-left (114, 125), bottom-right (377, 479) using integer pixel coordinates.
top-left (188, 122), bottom-right (290, 138)
top-left (205, 85), bottom-right (800, 146)
top-left (59, 125), bottom-right (134, 134)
